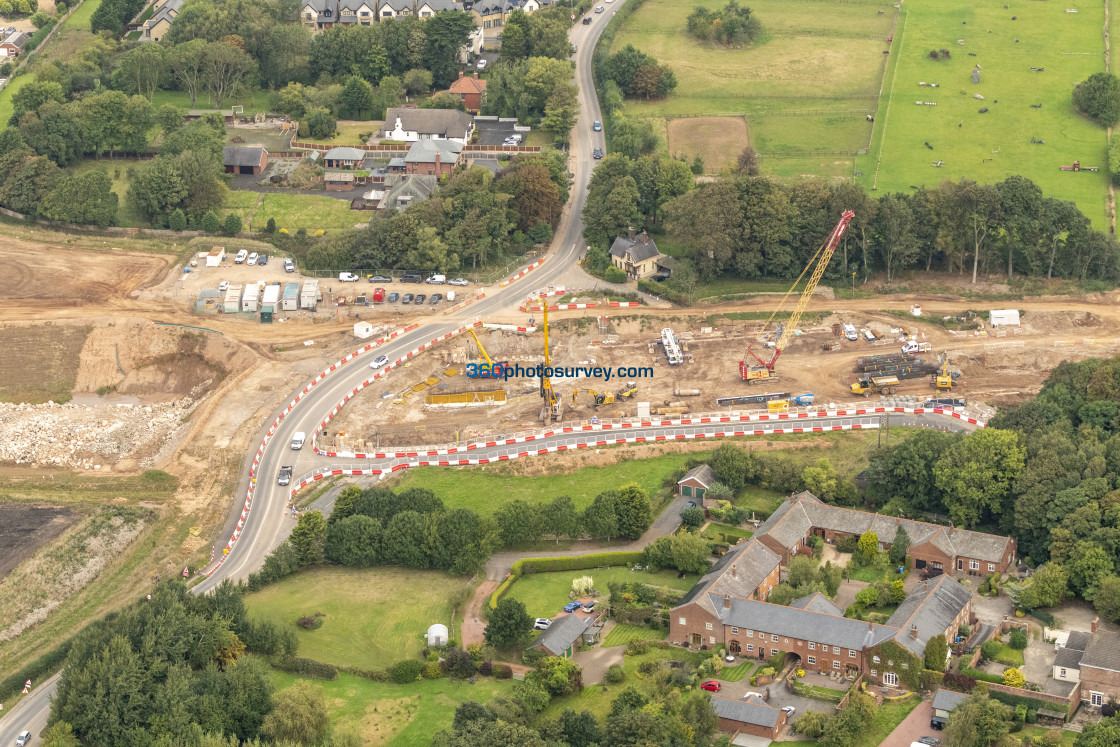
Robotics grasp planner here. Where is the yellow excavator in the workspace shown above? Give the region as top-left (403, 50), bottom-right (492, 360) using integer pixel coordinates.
top-left (617, 382), bottom-right (638, 399)
top-left (573, 387), bottom-right (615, 408)
top-left (741, 210), bottom-right (855, 385)
top-left (932, 355), bottom-right (955, 391)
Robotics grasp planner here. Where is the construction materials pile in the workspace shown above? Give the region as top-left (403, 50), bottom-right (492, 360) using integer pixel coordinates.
top-left (853, 353), bottom-right (936, 380)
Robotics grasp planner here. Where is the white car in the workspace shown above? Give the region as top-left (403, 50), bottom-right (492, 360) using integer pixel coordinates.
top-left (449, 278), bottom-right (468, 286)
top-left (339, 272), bottom-right (360, 282)
top-left (477, 59), bottom-right (488, 70)
top-left (247, 252), bottom-right (258, 265)
top-left (16, 732), bottom-right (32, 747)
top-left (534, 618), bottom-right (552, 630)
top-left (781, 706), bottom-right (796, 716)
top-left (219, 281), bottom-right (229, 292)
top-left (369, 355), bottom-right (389, 370)
top-left (742, 691), bottom-right (763, 700)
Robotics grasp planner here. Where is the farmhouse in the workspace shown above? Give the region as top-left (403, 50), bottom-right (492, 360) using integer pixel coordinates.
top-left (677, 464), bottom-right (717, 501)
top-left (381, 108), bottom-right (475, 143)
top-left (223, 147), bottom-right (269, 175)
top-left (0, 31), bottom-right (29, 57)
top-left (143, 0), bottom-right (185, 42)
top-left (710, 694), bottom-right (788, 741)
top-left (609, 228), bottom-right (673, 280)
top-left (1064, 620), bottom-right (1120, 708)
top-left (447, 71), bottom-right (488, 113)
top-left (753, 492), bottom-right (1017, 577)
top-left (404, 139), bottom-right (464, 176)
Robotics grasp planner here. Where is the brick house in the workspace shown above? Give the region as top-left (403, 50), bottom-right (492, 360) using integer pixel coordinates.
top-left (710, 694), bottom-right (788, 740)
top-left (0, 31), bottom-right (30, 57)
top-left (753, 492), bottom-right (1017, 577)
top-left (609, 228), bottom-right (673, 280)
top-left (404, 139), bottom-right (464, 176)
top-left (223, 147), bottom-right (269, 175)
top-left (1072, 620), bottom-right (1120, 708)
top-left (323, 147), bottom-right (367, 169)
top-left (447, 70), bottom-right (487, 112)
top-left (677, 464), bottom-right (716, 501)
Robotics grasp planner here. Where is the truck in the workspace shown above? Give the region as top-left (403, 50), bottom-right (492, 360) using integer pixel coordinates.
top-left (843, 324), bottom-right (858, 341)
top-left (291, 432), bottom-right (306, 450)
top-left (850, 375), bottom-right (901, 397)
top-left (373, 287), bottom-right (385, 303)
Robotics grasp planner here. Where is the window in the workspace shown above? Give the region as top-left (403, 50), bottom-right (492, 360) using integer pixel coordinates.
top-left (746, 630), bottom-right (753, 638)
top-left (833, 661), bottom-right (841, 670)
top-left (970, 560), bottom-right (980, 571)
top-left (821, 645), bottom-right (829, 653)
top-left (901, 663), bottom-right (909, 669)
top-left (807, 656), bottom-right (817, 665)
top-left (849, 650), bottom-right (856, 658)
top-left (772, 634), bottom-right (779, 642)
top-left (731, 627), bottom-right (739, 634)
top-left (884, 672), bottom-right (898, 686)
top-left (1091, 692), bottom-right (1104, 707)
top-left (932, 561), bottom-right (943, 570)
top-left (797, 641), bottom-right (802, 647)
top-left (873, 656), bottom-right (881, 663)
top-left (710, 636), bottom-right (716, 645)
top-left (988, 564), bottom-right (995, 572)
top-left (957, 559), bottom-right (964, 571)
top-left (705, 623), bottom-right (713, 631)
top-left (1060, 668), bottom-right (1067, 678)
top-left (808, 642), bottom-right (816, 650)
top-left (678, 617), bottom-right (686, 625)
top-left (871, 669), bottom-right (878, 677)
top-left (772, 649), bottom-right (779, 657)
top-left (746, 644), bottom-right (754, 652)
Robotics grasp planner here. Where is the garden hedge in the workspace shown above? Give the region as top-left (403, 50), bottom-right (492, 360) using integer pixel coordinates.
top-left (271, 656), bottom-right (339, 680)
top-left (488, 551), bottom-right (645, 609)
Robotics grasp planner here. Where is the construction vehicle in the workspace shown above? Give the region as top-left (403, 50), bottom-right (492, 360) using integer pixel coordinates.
top-left (535, 296), bottom-right (563, 422)
top-left (467, 326), bottom-right (508, 378)
top-left (573, 387), bottom-right (615, 408)
top-left (851, 375), bottom-right (900, 397)
top-left (741, 210), bottom-right (855, 384)
top-left (716, 392), bottom-right (814, 407)
top-left (768, 400), bottom-right (789, 413)
top-left (617, 381), bottom-right (637, 399)
top-left (931, 356), bottom-right (955, 391)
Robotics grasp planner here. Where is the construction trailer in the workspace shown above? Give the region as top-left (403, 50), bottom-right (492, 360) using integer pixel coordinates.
top-left (300, 279), bottom-right (319, 311)
top-left (988, 309), bottom-right (1020, 327)
top-left (241, 283), bottom-right (261, 312)
top-left (205, 246), bottom-right (225, 267)
top-left (223, 284), bottom-right (243, 313)
top-left (661, 328), bottom-right (684, 365)
top-left (261, 283), bottom-right (281, 311)
top-left (281, 282), bottom-right (300, 311)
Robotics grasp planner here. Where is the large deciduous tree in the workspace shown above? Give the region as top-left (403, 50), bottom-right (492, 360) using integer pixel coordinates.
top-left (485, 597), bottom-right (533, 648)
top-left (934, 429), bottom-right (1026, 528)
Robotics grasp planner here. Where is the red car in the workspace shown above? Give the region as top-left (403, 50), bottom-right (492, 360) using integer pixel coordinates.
top-left (700, 680), bottom-right (721, 692)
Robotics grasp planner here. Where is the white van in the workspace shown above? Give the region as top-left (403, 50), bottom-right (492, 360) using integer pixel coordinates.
top-left (339, 272), bottom-right (360, 282)
top-left (234, 249), bottom-right (248, 264)
top-left (426, 274), bottom-right (446, 284)
top-left (446, 290), bottom-right (456, 302)
top-left (291, 432), bottom-right (306, 450)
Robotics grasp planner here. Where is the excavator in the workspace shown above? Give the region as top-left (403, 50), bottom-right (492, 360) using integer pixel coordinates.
top-left (573, 387), bottom-right (615, 408)
top-left (617, 382), bottom-right (638, 399)
top-left (741, 210), bottom-right (855, 384)
top-left (931, 355), bottom-right (956, 391)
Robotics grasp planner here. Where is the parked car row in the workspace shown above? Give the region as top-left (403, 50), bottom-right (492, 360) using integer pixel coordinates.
top-left (340, 273), bottom-right (469, 285)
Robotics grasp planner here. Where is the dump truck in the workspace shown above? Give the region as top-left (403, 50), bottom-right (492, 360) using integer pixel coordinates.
top-left (850, 375), bottom-right (901, 397)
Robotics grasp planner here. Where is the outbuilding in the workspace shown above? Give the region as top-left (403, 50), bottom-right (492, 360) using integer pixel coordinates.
top-left (223, 147), bottom-right (269, 175)
top-left (426, 623), bottom-right (449, 647)
top-left (353, 321), bottom-right (374, 339)
top-left (205, 246), bottom-right (226, 266)
top-left (678, 464), bottom-right (716, 501)
top-left (931, 688), bottom-right (969, 730)
top-left (261, 283), bottom-right (282, 312)
top-left (300, 279), bottom-right (319, 311)
top-left (988, 309), bottom-right (1020, 327)
top-left (223, 284), bottom-right (243, 313)
top-left (241, 282), bottom-right (260, 312)
top-left (710, 694), bottom-right (788, 741)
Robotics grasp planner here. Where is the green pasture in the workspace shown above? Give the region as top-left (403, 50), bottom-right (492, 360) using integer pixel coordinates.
top-left (859, 0), bottom-right (1109, 226)
top-left (250, 192), bottom-right (359, 232)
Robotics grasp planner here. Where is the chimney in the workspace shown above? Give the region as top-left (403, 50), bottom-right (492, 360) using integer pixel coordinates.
top-left (640, 230), bottom-right (649, 245)
top-left (474, 71), bottom-right (479, 80)
top-left (1092, 617), bottom-right (1100, 634)
top-left (458, 70), bottom-right (464, 79)
top-left (948, 523), bottom-right (954, 537)
top-left (723, 594), bottom-right (731, 610)
top-left (731, 564), bottom-right (737, 579)
top-left (627, 226), bottom-right (635, 240)
top-left (436, 151), bottom-right (441, 172)
top-left (868, 620), bottom-right (874, 632)
top-left (909, 624), bottom-right (919, 640)
top-left (895, 516), bottom-right (900, 527)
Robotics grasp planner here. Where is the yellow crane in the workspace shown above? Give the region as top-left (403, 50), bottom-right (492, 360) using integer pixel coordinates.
top-left (467, 327), bottom-right (493, 367)
top-left (527, 295), bottom-right (564, 422)
top-left (740, 210), bottom-right (855, 385)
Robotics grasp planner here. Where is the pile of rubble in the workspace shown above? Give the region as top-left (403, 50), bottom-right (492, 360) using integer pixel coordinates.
top-left (0, 398), bottom-right (199, 469)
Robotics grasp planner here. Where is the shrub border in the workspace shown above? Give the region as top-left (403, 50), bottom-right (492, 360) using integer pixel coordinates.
top-left (488, 551), bottom-right (645, 609)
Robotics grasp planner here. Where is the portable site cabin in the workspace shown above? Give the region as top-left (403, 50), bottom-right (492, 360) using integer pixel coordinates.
top-left (205, 246), bottom-right (225, 267)
top-left (223, 284), bottom-right (243, 313)
top-left (300, 279), bottom-right (319, 311)
top-left (281, 283), bottom-right (300, 311)
top-left (261, 283), bottom-right (282, 311)
top-left (988, 309), bottom-right (1020, 327)
top-left (354, 321), bottom-right (374, 339)
top-left (241, 283), bottom-right (261, 312)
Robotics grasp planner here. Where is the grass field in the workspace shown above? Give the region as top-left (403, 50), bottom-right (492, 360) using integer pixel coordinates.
top-left (0, 324), bottom-right (90, 403)
top-left (151, 88), bottom-right (274, 117)
top-left (250, 192), bottom-right (360, 232)
top-left (601, 622), bottom-right (668, 647)
top-left (246, 567), bottom-right (472, 670)
top-left (509, 567), bottom-right (697, 620)
top-left (666, 116), bottom-right (749, 173)
top-left (391, 451), bottom-right (693, 516)
top-left (611, 0), bottom-right (893, 175)
top-left (269, 667), bottom-right (518, 746)
top-left (859, 0), bottom-right (1109, 226)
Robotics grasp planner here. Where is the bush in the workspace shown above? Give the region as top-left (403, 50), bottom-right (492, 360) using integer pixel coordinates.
top-left (626, 640), bottom-right (649, 656)
top-left (223, 213), bottom-right (243, 236)
top-left (1002, 667), bottom-right (1026, 688)
top-left (423, 661), bottom-right (444, 679)
top-left (836, 535), bottom-right (859, 553)
top-left (387, 659), bottom-right (424, 684)
top-left (960, 665), bottom-right (1004, 685)
top-left (494, 663), bottom-right (513, 679)
top-left (604, 265), bottom-right (626, 284)
top-left (271, 657), bottom-right (338, 680)
top-left (680, 505), bottom-right (704, 529)
top-left (297, 613), bottom-right (325, 630)
top-left (605, 663), bottom-right (625, 684)
top-left (1009, 628), bottom-right (1028, 650)
top-left (25, 19), bottom-right (54, 53)
top-left (943, 671), bottom-right (977, 692)
top-left (478, 660), bottom-right (493, 676)
top-left (981, 639), bottom-right (1002, 661)
top-left (0, 637), bottom-right (75, 704)
top-left (265, 217), bottom-right (277, 234)
top-left (200, 211), bottom-right (221, 233)
top-left (168, 209), bottom-right (187, 231)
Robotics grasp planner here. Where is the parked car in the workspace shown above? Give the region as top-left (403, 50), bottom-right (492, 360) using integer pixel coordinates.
top-left (582, 600), bottom-right (597, 612)
top-left (477, 59), bottom-right (488, 70)
top-left (284, 258), bottom-right (296, 273)
top-left (219, 281), bottom-right (229, 292)
top-left (16, 731), bottom-right (32, 747)
top-left (414, 294), bottom-right (426, 304)
top-left (700, 680), bottom-right (721, 692)
top-left (430, 293), bottom-right (443, 304)
top-left (781, 706), bottom-right (796, 716)
top-left (742, 692), bottom-right (763, 700)
top-left (400, 273), bottom-right (422, 283)
top-left (426, 274), bottom-right (446, 284)
top-left (388, 292), bottom-right (400, 303)
top-left (563, 601), bottom-right (582, 612)
top-left (916, 739), bottom-right (942, 746)
top-left (534, 618), bottom-right (552, 630)
top-left (593, 119), bottom-right (602, 131)
top-left (593, 147), bottom-right (604, 159)
top-left (339, 272), bottom-right (360, 282)
top-left (258, 254), bottom-right (269, 266)
top-left (369, 275), bottom-right (393, 283)
top-left (449, 277), bottom-right (469, 286)
top-left (401, 293), bottom-right (414, 304)
top-left (277, 466), bottom-right (292, 486)
top-left (369, 355), bottom-right (389, 369)
top-left (247, 252), bottom-right (259, 265)
top-left (235, 249), bottom-right (248, 264)
top-left (680, 501), bottom-right (697, 514)
top-left (582, 15), bottom-right (592, 23)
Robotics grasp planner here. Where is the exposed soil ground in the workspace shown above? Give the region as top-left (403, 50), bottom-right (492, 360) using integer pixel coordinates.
top-left (0, 504), bottom-right (74, 580)
top-left (0, 241), bottom-right (171, 308)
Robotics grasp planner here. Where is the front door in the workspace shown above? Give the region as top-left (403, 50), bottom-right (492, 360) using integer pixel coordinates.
top-left (883, 672), bottom-right (898, 686)
top-left (691, 633), bottom-right (702, 648)
top-left (957, 559), bottom-right (964, 571)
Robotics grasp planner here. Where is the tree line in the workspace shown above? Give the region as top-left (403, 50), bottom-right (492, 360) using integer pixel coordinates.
top-left (686, 0), bottom-right (760, 47)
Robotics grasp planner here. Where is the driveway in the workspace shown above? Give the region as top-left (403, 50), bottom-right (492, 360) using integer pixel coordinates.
top-left (718, 678), bottom-right (831, 718)
top-left (574, 644), bottom-right (624, 685)
top-left (970, 590), bottom-right (1013, 625)
top-left (832, 578), bottom-right (870, 611)
top-left (474, 116), bottom-right (521, 146)
top-left (881, 698), bottom-right (936, 747)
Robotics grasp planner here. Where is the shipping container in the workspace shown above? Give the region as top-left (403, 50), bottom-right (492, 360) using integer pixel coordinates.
top-left (300, 279), bottom-right (319, 311)
top-left (223, 284), bottom-right (243, 313)
top-left (281, 282), bottom-right (300, 311)
top-left (988, 309), bottom-right (1020, 327)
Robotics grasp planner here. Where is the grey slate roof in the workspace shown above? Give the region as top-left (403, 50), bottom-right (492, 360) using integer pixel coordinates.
top-left (710, 694), bottom-right (782, 728)
top-left (715, 595), bottom-right (898, 651)
top-left (679, 464), bottom-right (716, 488)
top-left (885, 575), bottom-right (972, 656)
top-left (932, 689), bottom-right (969, 713)
top-left (676, 539), bottom-right (779, 615)
top-left (529, 613), bottom-right (591, 656)
top-left (1054, 646), bottom-right (1085, 671)
top-left (609, 231), bottom-right (660, 262)
top-left (324, 147), bottom-right (367, 161)
top-left (404, 138), bottom-right (464, 164)
top-left (383, 108), bottom-right (474, 139)
top-left (789, 592), bottom-right (843, 616)
top-left (380, 174), bottom-right (438, 212)
top-left (223, 147), bottom-right (266, 168)
top-left (1066, 631), bottom-right (1091, 652)
top-left (1080, 633), bottom-right (1120, 674)
top-left (1, 31), bottom-right (29, 50)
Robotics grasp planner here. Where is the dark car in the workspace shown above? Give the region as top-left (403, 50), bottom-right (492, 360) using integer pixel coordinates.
top-left (592, 120), bottom-right (602, 131)
top-left (680, 500), bottom-right (697, 514)
top-left (257, 254), bottom-right (269, 266)
top-left (430, 293), bottom-right (442, 304)
top-left (700, 680), bottom-right (721, 692)
top-left (400, 273), bottom-right (422, 283)
top-left (593, 147), bottom-right (604, 159)
top-left (388, 292), bottom-right (400, 303)
top-left (277, 466), bottom-right (293, 486)
top-left (414, 294), bottom-right (426, 304)
top-left (368, 275), bottom-right (392, 283)
top-left (563, 601), bottom-right (582, 612)
top-left (401, 293), bottom-right (414, 304)
top-left (582, 15), bottom-right (592, 23)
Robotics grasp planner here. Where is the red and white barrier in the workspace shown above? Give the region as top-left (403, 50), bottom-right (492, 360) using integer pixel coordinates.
top-left (609, 301), bottom-right (641, 308)
top-left (481, 323), bottom-right (538, 332)
top-left (498, 257), bottom-right (547, 287)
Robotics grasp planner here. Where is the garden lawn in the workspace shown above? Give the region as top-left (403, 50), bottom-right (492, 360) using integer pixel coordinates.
top-left (734, 485), bottom-right (785, 518)
top-left (611, 0), bottom-right (891, 175)
top-left (392, 451), bottom-right (693, 516)
top-left (798, 694), bottom-right (921, 747)
top-left (245, 567), bottom-right (472, 671)
top-left (1017, 726), bottom-right (1077, 747)
top-left (847, 564), bottom-right (905, 584)
top-left (252, 192), bottom-right (359, 232)
top-left (602, 622), bottom-right (668, 647)
top-left (700, 522), bottom-right (752, 543)
top-left (718, 659), bottom-right (755, 682)
top-left (993, 643), bottom-right (1025, 667)
top-left (297, 122), bottom-right (382, 147)
top-left (151, 88), bottom-right (274, 117)
top-left (859, 0), bottom-right (1109, 227)
top-left (0, 75), bottom-right (35, 134)
top-left (511, 567), bottom-right (697, 620)
top-left (269, 666), bottom-right (518, 747)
